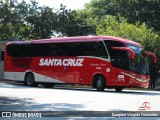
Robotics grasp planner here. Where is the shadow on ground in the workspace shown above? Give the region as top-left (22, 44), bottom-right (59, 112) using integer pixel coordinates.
top-left (0, 96), bottom-right (84, 111)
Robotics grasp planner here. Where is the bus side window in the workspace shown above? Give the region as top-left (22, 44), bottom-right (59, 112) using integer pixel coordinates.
top-left (31, 43), bottom-right (67, 57)
top-left (105, 40), bottom-right (129, 70)
top-left (49, 44), bottom-right (58, 56)
top-left (56, 43), bottom-right (67, 56)
top-left (67, 42), bottom-right (84, 56)
top-left (7, 44), bottom-right (22, 57)
top-left (32, 43), bottom-right (51, 57)
top-left (84, 41), bottom-right (108, 58)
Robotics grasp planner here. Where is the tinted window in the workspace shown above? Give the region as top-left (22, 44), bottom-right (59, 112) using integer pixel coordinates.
top-left (7, 44), bottom-right (36, 57)
top-left (7, 43), bottom-right (67, 57)
top-left (49, 43), bottom-right (66, 56)
top-left (7, 44), bottom-right (23, 57)
top-left (67, 42), bottom-right (84, 56)
top-left (84, 41), bottom-right (108, 58)
top-left (32, 44), bottom-right (51, 56)
top-left (104, 40), bottom-right (129, 70)
top-left (33, 43), bottom-right (66, 56)
top-left (7, 41), bottom-right (108, 58)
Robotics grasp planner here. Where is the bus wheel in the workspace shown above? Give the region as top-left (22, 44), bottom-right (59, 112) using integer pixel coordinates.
top-left (43, 83), bottom-right (55, 88)
top-left (24, 73), bottom-right (38, 87)
top-left (115, 87), bottom-right (123, 92)
top-left (96, 76), bottom-right (106, 91)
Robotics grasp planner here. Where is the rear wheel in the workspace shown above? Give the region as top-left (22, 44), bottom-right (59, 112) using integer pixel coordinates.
top-left (96, 76), bottom-right (106, 91)
top-left (24, 73), bottom-right (38, 87)
top-left (115, 87), bottom-right (123, 92)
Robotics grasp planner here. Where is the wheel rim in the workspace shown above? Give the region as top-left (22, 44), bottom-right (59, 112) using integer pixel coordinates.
top-left (26, 75), bottom-right (33, 85)
top-left (97, 79), bottom-right (102, 89)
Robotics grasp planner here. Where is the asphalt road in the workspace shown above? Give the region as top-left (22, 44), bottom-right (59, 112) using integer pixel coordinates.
top-left (0, 81), bottom-right (160, 120)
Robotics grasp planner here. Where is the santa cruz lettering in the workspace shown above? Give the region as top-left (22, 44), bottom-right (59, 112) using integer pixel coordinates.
top-left (39, 58), bottom-right (84, 66)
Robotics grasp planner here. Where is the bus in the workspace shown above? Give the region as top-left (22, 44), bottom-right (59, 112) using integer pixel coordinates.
top-left (4, 36), bottom-right (157, 91)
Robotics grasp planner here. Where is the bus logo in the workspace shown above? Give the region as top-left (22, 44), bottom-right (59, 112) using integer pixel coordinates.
top-left (39, 58), bottom-right (84, 67)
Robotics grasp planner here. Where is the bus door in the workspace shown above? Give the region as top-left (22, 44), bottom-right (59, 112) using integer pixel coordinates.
top-left (110, 49), bottom-right (129, 85)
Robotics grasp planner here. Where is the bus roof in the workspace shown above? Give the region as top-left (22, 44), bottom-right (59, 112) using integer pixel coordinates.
top-left (7, 36), bottom-right (142, 47)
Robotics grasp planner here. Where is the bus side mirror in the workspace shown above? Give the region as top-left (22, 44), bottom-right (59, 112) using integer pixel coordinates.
top-left (146, 52), bottom-right (157, 63)
top-left (111, 47), bottom-right (135, 60)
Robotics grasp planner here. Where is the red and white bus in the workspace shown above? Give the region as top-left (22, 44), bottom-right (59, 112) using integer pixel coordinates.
top-left (4, 36), bottom-right (157, 91)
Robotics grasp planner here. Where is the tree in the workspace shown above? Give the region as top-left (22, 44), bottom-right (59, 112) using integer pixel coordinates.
top-left (0, 0), bottom-right (60, 40)
top-left (96, 15), bottom-right (160, 62)
top-left (0, 1), bottom-right (13, 40)
top-left (56, 4), bottom-right (96, 36)
top-left (85, 0), bottom-right (160, 31)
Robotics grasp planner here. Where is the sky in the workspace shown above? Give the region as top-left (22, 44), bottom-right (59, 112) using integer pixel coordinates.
top-left (17, 0), bottom-right (91, 10)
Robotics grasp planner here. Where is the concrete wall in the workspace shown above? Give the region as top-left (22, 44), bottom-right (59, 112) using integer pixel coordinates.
top-left (0, 41), bottom-right (6, 80)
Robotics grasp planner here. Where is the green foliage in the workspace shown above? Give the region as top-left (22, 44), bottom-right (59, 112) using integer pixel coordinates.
top-left (97, 16), bottom-right (158, 44)
top-left (56, 5), bottom-right (96, 36)
top-left (96, 15), bottom-right (160, 63)
top-left (0, 0), bottom-right (95, 40)
top-left (85, 0), bottom-right (160, 31)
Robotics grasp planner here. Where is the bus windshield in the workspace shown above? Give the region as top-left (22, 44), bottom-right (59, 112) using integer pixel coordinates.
top-left (104, 40), bottom-right (149, 75)
top-left (128, 45), bottom-right (149, 75)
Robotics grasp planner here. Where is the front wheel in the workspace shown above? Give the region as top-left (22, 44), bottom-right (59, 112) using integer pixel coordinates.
top-left (96, 76), bottom-right (106, 91)
top-left (24, 73), bottom-right (38, 87)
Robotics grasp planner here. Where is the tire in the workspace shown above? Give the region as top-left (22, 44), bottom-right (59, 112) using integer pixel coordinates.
top-left (43, 83), bottom-right (55, 88)
top-left (24, 73), bottom-right (38, 87)
top-left (115, 87), bottom-right (123, 92)
top-left (96, 76), bottom-right (106, 91)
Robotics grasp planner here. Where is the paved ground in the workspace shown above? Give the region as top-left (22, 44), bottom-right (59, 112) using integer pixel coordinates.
top-left (0, 81), bottom-right (160, 120)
